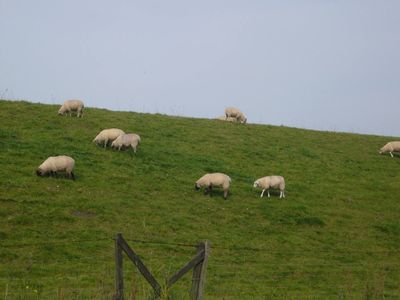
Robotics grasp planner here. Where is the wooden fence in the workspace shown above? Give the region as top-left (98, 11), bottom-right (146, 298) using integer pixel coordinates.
top-left (114, 233), bottom-right (210, 300)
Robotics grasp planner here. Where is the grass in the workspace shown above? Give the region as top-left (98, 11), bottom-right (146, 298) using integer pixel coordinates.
top-left (0, 99), bottom-right (399, 299)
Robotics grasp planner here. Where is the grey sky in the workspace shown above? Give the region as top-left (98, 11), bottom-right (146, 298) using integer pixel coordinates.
top-left (1, 1), bottom-right (399, 136)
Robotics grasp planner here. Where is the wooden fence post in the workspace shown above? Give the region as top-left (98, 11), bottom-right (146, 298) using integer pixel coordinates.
top-left (114, 235), bottom-right (210, 300)
top-left (118, 236), bottom-right (162, 297)
top-left (115, 233), bottom-right (124, 300)
top-left (190, 241), bottom-right (210, 300)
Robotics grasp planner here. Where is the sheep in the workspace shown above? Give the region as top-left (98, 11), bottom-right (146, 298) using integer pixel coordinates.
top-left (379, 141), bottom-right (400, 158)
top-left (216, 116), bottom-right (237, 122)
top-left (36, 155), bottom-right (75, 180)
top-left (93, 128), bottom-right (125, 148)
top-left (58, 99), bottom-right (84, 117)
top-left (225, 116), bottom-right (238, 122)
top-left (225, 107), bottom-right (247, 124)
top-left (111, 133), bottom-right (141, 153)
top-left (195, 173), bottom-right (231, 199)
top-left (253, 176), bottom-right (285, 198)
top-left (216, 116), bottom-right (238, 122)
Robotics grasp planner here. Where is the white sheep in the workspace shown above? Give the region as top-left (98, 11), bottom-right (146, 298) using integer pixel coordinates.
top-left (195, 173), bottom-right (231, 199)
top-left (58, 99), bottom-right (85, 117)
top-left (36, 155), bottom-right (75, 180)
top-left (216, 116), bottom-right (237, 122)
top-left (253, 176), bottom-right (285, 198)
top-left (379, 141), bottom-right (400, 158)
top-left (225, 107), bottom-right (247, 124)
top-left (93, 128), bottom-right (125, 148)
top-left (111, 133), bottom-right (141, 153)
top-left (225, 116), bottom-right (238, 123)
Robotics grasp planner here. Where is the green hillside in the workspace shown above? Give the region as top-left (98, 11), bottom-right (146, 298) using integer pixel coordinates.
top-left (0, 100), bottom-right (399, 299)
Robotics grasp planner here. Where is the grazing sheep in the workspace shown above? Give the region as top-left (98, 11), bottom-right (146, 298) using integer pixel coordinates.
top-left (36, 155), bottom-right (75, 180)
top-left (111, 133), bottom-right (141, 153)
top-left (253, 176), bottom-right (285, 198)
top-left (225, 107), bottom-right (247, 124)
top-left (195, 173), bottom-right (231, 199)
top-left (225, 116), bottom-right (238, 122)
top-left (93, 128), bottom-right (125, 148)
top-left (58, 99), bottom-right (85, 117)
top-left (216, 116), bottom-right (237, 122)
top-left (379, 141), bottom-right (400, 158)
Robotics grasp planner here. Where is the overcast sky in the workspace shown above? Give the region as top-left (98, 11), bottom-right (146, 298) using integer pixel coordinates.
top-left (1, 1), bottom-right (399, 136)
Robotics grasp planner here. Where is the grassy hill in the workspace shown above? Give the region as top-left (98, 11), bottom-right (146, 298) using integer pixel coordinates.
top-left (0, 99), bottom-right (399, 299)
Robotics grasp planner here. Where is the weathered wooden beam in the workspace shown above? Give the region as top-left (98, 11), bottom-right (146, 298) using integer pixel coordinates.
top-left (118, 235), bottom-right (162, 297)
top-left (167, 250), bottom-right (205, 288)
top-left (115, 233), bottom-right (124, 300)
top-left (190, 241), bottom-right (211, 300)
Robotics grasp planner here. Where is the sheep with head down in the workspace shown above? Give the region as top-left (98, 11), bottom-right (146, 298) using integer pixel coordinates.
top-left (195, 173), bottom-right (231, 199)
top-left (36, 155), bottom-right (75, 180)
top-left (253, 175), bottom-right (285, 198)
top-left (58, 99), bottom-right (84, 117)
top-left (93, 128), bottom-right (125, 148)
top-left (225, 107), bottom-right (247, 124)
top-left (111, 133), bottom-right (141, 153)
top-left (379, 141), bottom-right (400, 158)
top-left (216, 116), bottom-right (238, 122)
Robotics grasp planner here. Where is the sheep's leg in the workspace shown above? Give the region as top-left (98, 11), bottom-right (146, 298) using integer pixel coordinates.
top-left (70, 172), bottom-right (75, 181)
top-left (279, 191), bottom-right (283, 198)
top-left (282, 191), bottom-right (285, 198)
top-left (132, 145), bottom-right (137, 153)
top-left (260, 189), bottom-right (265, 197)
top-left (104, 140), bottom-right (107, 148)
top-left (267, 190), bottom-right (270, 198)
top-left (390, 152), bottom-right (394, 158)
top-left (208, 186), bottom-right (213, 197)
top-left (224, 190), bottom-right (228, 199)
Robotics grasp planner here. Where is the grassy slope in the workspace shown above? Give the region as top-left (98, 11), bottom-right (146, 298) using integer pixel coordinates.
top-left (0, 100), bottom-right (399, 299)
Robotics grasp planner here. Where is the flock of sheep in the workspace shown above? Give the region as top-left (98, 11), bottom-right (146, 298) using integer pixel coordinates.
top-left (36, 100), bottom-right (400, 200)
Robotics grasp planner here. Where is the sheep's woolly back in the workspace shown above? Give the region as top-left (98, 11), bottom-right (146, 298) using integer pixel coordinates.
top-left (93, 128), bottom-right (125, 144)
top-left (38, 155), bottom-right (75, 173)
top-left (111, 133), bottom-right (141, 152)
top-left (113, 133), bottom-right (140, 145)
top-left (254, 176), bottom-right (285, 190)
top-left (196, 173), bottom-right (231, 188)
top-left (225, 107), bottom-right (247, 123)
top-left (58, 99), bottom-right (84, 115)
top-left (380, 141), bottom-right (400, 153)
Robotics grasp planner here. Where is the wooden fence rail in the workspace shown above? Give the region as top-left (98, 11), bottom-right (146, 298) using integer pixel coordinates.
top-left (114, 233), bottom-right (210, 300)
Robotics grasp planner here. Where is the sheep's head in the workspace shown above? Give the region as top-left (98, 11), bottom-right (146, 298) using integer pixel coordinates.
top-left (195, 183), bottom-right (201, 190)
top-left (253, 180), bottom-right (260, 188)
top-left (379, 146), bottom-right (387, 154)
top-left (36, 168), bottom-right (44, 176)
top-left (58, 107), bottom-right (65, 115)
